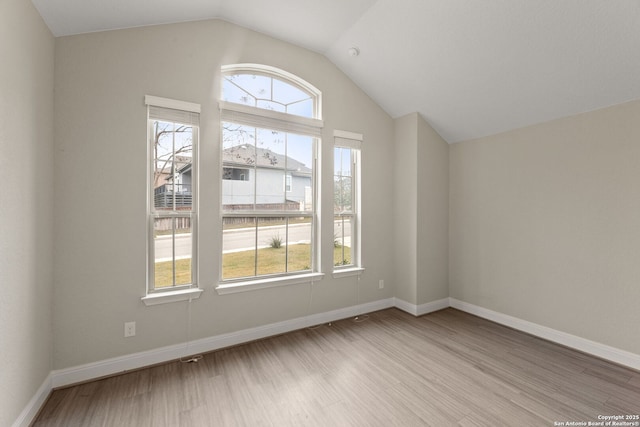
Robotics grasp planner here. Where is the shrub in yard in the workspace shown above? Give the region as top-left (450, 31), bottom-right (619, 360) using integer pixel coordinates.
top-left (269, 234), bottom-right (283, 249)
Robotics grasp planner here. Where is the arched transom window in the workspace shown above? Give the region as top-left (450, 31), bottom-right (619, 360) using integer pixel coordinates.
top-left (222, 69), bottom-right (318, 119)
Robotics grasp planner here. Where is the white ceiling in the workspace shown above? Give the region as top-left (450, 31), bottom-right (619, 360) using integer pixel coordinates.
top-left (31, 0), bottom-right (640, 143)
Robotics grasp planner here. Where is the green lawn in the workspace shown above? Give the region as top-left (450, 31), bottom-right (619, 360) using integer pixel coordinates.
top-left (223, 244), bottom-right (310, 279)
top-left (155, 244), bottom-right (351, 286)
top-left (154, 258), bottom-right (192, 288)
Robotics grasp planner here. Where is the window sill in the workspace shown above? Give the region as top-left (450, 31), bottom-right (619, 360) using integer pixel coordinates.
top-left (141, 288), bottom-right (203, 306)
top-left (216, 272), bottom-right (325, 295)
top-left (332, 267), bottom-right (365, 278)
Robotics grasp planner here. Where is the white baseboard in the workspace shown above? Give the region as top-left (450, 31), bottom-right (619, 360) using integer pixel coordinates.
top-left (51, 298), bottom-right (395, 388)
top-left (394, 297), bottom-right (450, 316)
top-left (449, 298), bottom-right (640, 371)
top-left (17, 296), bottom-right (640, 426)
top-left (12, 373), bottom-right (52, 427)
top-left (49, 296), bottom-right (640, 388)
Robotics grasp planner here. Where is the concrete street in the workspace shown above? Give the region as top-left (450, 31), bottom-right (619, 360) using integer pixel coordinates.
top-left (154, 222), bottom-right (351, 261)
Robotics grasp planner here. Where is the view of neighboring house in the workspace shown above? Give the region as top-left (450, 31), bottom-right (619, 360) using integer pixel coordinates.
top-left (154, 155), bottom-right (193, 210)
top-left (222, 143), bottom-right (312, 211)
top-left (153, 144), bottom-right (312, 211)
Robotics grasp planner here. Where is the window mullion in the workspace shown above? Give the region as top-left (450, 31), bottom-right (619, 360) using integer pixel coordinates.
top-left (341, 215), bottom-right (346, 264)
top-left (284, 133), bottom-right (288, 199)
top-left (148, 216), bottom-right (155, 292)
top-left (285, 217), bottom-right (289, 272)
top-left (270, 77), bottom-right (274, 104)
top-left (171, 123), bottom-right (176, 212)
top-left (253, 129), bottom-right (257, 208)
top-left (254, 219), bottom-right (259, 277)
top-left (171, 217), bottom-right (176, 287)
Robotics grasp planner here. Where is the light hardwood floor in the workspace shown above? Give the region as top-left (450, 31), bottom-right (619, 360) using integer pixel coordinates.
top-left (34, 308), bottom-right (640, 426)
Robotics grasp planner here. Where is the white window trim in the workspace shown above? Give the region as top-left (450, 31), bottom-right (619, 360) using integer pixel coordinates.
top-left (142, 287), bottom-right (203, 306)
top-left (144, 95), bottom-right (201, 304)
top-left (219, 101), bottom-right (323, 137)
top-left (215, 272), bottom-right (325, 295)
top-left (219, 65), bottom-right (323, 289)
top-left (145, 95), bottom-right (201, 113)
top-left (334, 129), bottom-right (362, 148)
top-left (332, 267), bottom-right (365, 279)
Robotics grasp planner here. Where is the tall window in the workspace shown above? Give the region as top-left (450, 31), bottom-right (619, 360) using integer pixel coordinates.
top-left (220, 64), bottom-right (322, 282)
top-left (334, 130), bottom-right (362, 270)
top-left (146, 96), bottom-right (199, 293)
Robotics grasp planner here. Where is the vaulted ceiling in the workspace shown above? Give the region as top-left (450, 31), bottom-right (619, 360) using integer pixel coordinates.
top-left (31, 0), bottom-right (640, 143)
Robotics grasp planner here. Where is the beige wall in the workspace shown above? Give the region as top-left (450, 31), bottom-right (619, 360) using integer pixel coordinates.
top-left (416, 115), bottom-right (449, 304)
top-left (393, 114), bottom-right (418, 304)
top-left (393, 113), bottom-right (449, 306)
top-left (450, 100), bottom-right (640, 354)
top-left (53, 19), bottom-right (395, 369)
top-left (0, 0), bottom-right (55, 424)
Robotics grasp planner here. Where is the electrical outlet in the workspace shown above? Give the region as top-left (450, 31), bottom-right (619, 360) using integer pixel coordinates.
top-left (124, 321), bottom-right (136, 337)
top-left (379, 279), bottom-right (384, 289)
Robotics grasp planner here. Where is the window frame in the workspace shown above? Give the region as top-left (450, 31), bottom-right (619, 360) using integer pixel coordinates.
top-left (142, 95), bottom-right (203, 305)
top-left (218, 65), bottom-right (324, 291)
top-left (333, 130), bottom-right (364, 277)
top-left (221, 63), bottom-right (322, 119)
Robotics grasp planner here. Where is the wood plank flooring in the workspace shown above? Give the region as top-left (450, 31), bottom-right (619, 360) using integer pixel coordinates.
top-left (34, 308), bottom-right (640, 426)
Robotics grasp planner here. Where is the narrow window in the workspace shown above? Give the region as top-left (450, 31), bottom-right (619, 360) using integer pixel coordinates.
top-left (146, 96), bottom-right (199, 293)
top-left (285, 174), bottom-right (293, 192)
top-left (333, 130), bottom-right (362, 270)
